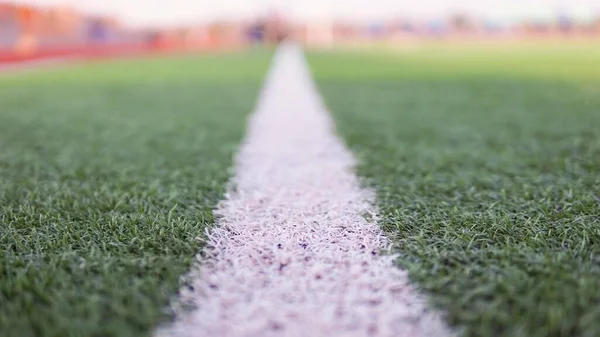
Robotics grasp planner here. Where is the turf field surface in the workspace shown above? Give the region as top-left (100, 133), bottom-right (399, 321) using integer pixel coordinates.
top-left (307, 43), bottom-right (600, 337)
top-left (2, 41), bottom-right (600, 337)
top-left (159, 44), bottom-right (452, 337)
top-left (0, 50), bottom-right (272, 337)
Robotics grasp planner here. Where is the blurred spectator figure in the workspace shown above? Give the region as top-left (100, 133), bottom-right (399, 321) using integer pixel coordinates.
top-left (367, 22), bottom-right (386, 38)
top-left (0, 4), bottom-right (19, 50)
top-left (147, 30), bottom-right (161, 47)
top-left (557, 12), bottom-right (573, 34)
top-left (450, 13), bottom-right (475, 33)
top-left (16, 5), bottom-right (37, 54)
top-left (88, 18), bottom-right (108, 44)
top-left (248, 19), bottom-right (266, 44)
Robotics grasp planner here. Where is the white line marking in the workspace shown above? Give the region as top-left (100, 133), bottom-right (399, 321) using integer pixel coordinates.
top-left (157, 43), bottom-right (452, 337)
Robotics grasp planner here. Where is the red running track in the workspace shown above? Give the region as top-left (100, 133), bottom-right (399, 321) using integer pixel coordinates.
top-left (0, 42), bottom-right (185, 65)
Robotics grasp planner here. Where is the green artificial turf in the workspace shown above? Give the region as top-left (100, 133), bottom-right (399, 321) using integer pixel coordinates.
top-left (0, 50), bottom-right (271, 337)
top-left (308, 44), bottom-right (600, 337)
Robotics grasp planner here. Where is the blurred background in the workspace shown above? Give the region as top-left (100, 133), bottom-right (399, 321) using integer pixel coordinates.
top-left (0, 0), bottom-right (599, 64)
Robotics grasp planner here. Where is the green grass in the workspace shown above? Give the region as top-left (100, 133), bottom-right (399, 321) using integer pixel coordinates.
top-left (308, 43), bottom-right (600, 337)
top-left (309, 42), bottom-right (600, 81)
top-left (0, 50), bottom-right (271, 337)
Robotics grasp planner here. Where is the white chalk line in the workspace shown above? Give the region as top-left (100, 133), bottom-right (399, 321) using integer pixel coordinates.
top-left (156, 43), bottom-right (453, 337)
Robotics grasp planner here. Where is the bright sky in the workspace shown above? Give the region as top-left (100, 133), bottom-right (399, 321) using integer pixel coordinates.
top-left (14, 0), bottom-right (600, 27)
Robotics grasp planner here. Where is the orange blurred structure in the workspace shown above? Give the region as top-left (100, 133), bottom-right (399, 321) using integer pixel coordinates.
top-left (0, 2), bottom-right (250, 65)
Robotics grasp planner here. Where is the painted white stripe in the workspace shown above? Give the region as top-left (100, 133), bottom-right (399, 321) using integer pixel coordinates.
top-left (157, 43), bottom-right (452, 337)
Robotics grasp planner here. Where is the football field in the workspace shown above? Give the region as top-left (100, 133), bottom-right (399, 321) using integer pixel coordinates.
top-left (308, 42), bottom-right (600, 337)
top-left (0, 51), bottom-right (272, 337)
top-left (1, 42), bottom-right (600, 337)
